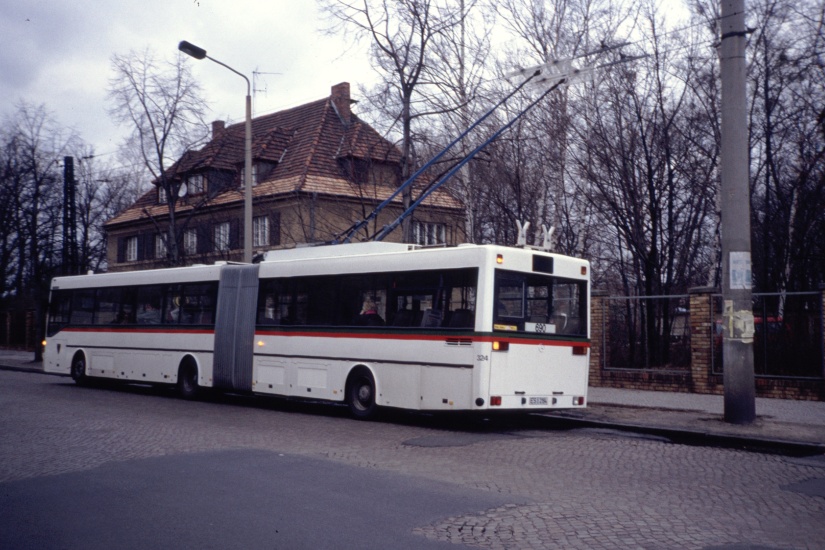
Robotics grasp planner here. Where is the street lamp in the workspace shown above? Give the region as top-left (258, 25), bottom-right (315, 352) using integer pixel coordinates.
top-left (178, 40), bottom-right (253, 263)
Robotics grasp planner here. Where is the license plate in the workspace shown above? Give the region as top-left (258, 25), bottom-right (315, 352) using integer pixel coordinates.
top-left (529, 397), bottom-right (548, 406)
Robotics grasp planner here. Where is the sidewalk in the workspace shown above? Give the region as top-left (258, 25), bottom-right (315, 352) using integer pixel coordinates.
top-left (546, 386), bottom-right (825, 455)
top-left (2, 349), bottom-right (823, 454)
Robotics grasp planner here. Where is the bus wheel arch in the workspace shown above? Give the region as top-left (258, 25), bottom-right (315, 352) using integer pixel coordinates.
top-left (177, 355), bottom-right (200, 400)
top-left (70, 351), bottom-right (87, 385)
top-left (345, 365), bottom-right (378, 420)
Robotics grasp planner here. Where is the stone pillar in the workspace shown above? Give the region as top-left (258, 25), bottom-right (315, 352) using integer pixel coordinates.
top-left (689, 287), bottom-right (718, 394)
top-left (589, 291), bottom-right (609, 387)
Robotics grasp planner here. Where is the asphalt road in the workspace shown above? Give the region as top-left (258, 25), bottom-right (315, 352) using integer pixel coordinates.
top-left (1, 370), bottom-right (824, 549)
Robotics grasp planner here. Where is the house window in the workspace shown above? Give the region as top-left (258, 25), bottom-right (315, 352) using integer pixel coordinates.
top-left (240, 163), bottom-right (259, 187)
top-left (413, 222), bottom-right (446, 246)
top-left (158, 186), bottom-right (168, 204)
top-left (183, 228), bottom-right (197, 256)
top-left (253, 216), bottom-right (269, 247)
top-left (125, 236), bottom-right (138, 262)
top-left (155, 234), bottom-right (167, 259)
top-left (187, 174), bottom-right (205, 195)
top-left (214, 222), bottom-right (230, 252)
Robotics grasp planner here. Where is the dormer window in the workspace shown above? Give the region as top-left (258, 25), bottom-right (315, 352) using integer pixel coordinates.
top-left (240, 164), bottom-right (258, 187)
top-left (240, 161), bottom-right (276, 187)
top-left (158, 185), bottom-right (168, 204)
top-left (187, 174), bottom-right (205, 195)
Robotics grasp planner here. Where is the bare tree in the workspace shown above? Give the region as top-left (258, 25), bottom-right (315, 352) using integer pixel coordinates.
top-left (0, 102), bottom-right (76, 359)
top-left (419, 0), bottom-right (493, 243)
top-left (489, 0), bottom-right (634, 254)
top-left (107, 48), bottom-right (209, 265)
top-left (688, 0), bottom-right (825, 291)
top-left (320, 0), bottom-right (471, 241)
top-left (72, 149), bottom-right (142, 273)
top-left (744, 0), bottom-right (825, 292)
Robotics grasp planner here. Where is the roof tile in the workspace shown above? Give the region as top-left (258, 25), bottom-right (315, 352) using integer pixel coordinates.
top-left (106, 84), bottom-right (459, 228)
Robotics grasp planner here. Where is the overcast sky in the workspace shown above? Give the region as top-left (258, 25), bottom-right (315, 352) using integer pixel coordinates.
top-left (1, 0), bottom-right (373, 158)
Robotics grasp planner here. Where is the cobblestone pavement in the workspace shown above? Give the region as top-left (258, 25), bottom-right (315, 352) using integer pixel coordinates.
top-left (2, 370), bottom-right (824, 549)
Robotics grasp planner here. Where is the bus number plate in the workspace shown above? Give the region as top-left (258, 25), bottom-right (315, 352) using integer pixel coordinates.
top-left (529, 397), bottom-right (548, 406)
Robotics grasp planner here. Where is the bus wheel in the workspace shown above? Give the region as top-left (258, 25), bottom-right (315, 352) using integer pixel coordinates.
top-left (177, 360), bottom-right (200, 400)
top-left (346, 368), bottom-right (377, 420)
top-left (70, 353), bottom-right (87, 385)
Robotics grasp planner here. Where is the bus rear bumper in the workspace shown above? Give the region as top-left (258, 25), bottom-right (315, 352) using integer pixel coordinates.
top-left (481, 394), bottom-right (587, 410)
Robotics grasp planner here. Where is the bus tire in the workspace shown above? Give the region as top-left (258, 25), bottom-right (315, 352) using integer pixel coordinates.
top-left (346, 367), bottom-right (378, 420)
top-left (177, 359), bottom-right (200, 400)
top-left (70, 353), bottom-right (87, 385)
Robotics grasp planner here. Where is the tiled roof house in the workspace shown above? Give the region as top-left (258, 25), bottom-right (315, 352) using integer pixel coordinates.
top-left (105, 82), bottom-right (465, 271)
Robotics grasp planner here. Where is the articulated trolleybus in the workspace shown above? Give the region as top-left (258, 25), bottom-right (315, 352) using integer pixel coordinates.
top-left (44, 242), bottom-right (590, 418)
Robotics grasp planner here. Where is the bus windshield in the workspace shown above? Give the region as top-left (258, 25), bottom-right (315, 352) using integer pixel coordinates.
top-left (494, 269), bottom-right (587, 337)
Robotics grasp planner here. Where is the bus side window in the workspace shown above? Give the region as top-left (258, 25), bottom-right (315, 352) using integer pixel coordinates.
top-left (136, 286), bottom-right (163, 325)
top-left (47, 290), bottom-right (72, 336)
top-left (179, 283), bottom-right (217, 325)
top-left (447, 308), bottom-right (474, 328)
top-left (163, 285), bottom-right (183, 324)
top-left (258, 294), bottom-right (279, 324)
top-left (95, 287), bottom-right (122, 325)
top-left (256, 280), bottom-right (283, 325)
top-left (70, 289), bottom-right (95, 325)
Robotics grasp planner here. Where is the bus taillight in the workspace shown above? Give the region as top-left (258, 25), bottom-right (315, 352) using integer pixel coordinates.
top-left (492, 341), bottom-right (509, 352)
top-left (491, 396), bottom-right (502, 406)
top-left (572, 346), bottom-right (587, 355)
top-left (573, 396), bottom-right (585, 406)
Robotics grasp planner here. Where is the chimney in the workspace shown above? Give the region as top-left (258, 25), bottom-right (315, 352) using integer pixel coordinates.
top-left (331, 82), bottom-right (353, 124)
top-left (212, 120), bottom-right (225, 138)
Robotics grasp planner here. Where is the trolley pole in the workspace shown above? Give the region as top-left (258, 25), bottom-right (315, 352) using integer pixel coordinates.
top-left (719, 0), bottom-right (756, 424)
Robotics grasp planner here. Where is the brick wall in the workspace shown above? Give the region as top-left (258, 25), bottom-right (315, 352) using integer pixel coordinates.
top-left (0, 310), bottom-right (36, 351)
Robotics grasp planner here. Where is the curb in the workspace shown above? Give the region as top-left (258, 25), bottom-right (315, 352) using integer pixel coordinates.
top-left (540, 413), bottom-right (825, 458)
top-left (0, 363), bottom-right (66, 376)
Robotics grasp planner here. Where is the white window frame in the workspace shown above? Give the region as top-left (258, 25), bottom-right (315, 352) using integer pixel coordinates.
top-left (214, 222), bottom-right (230, 252)
top-left (155, 234), bottom-right (167, 259)
top-left (183, 228), bottom-right (198, 256)
top-left (413, 222), bottom-right (446, 246)
top-left (240, 163), bottom-right (259, 187)
top-left (253, 215), bottom-right (269, 247)
top-left (187, 174), bottom-right (205, 195)
top-left (125, 236), bottom-right (138, 262)
top-left (158, 186), bottom-right (168, 204)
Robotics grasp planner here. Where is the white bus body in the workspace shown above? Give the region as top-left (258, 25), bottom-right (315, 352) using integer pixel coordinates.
top-left (44, 243), bottom-right (590, 417)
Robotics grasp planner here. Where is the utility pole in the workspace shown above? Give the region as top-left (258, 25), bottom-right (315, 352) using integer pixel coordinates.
top-left (719, 0), bottom-right (756, 424)
top-left (62, 156), bottom-right (77, 275)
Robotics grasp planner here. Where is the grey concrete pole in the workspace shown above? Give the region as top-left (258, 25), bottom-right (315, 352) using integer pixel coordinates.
top-left (719, 0), bottom-right (756, 424)
top-left (244, 93), bottom-right (253, 263)
top-left (177, 41), bottom-right (253, 263)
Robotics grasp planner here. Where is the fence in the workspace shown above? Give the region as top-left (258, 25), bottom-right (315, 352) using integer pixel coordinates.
top-left (602, 294), bottom-right (692, 372)
top-left (590, 286), bottom-right (825, 400)
top-left (710, 292), bottom-right (823, 379)
top-left (0, 310), bottom-right (37, 351)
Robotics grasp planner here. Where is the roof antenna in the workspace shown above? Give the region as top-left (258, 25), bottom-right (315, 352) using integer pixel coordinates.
top-left (541, 225), bottom-right (554, 251)
top-left (516, 220), bottom-right (530, 247)
top-left (252, 69), bottom-right (281, 116)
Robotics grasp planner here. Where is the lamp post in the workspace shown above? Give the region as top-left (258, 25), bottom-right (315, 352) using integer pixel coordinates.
top-left (178, 40), bottom-right (253, 263)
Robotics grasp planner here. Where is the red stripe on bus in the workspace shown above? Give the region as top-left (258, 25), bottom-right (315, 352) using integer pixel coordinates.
top-left (62, 327), bottom-right (215, 335)
top-left (254, 330), bottom-right (590, 348)
top-left (58, 327), bottom-right (589, 348)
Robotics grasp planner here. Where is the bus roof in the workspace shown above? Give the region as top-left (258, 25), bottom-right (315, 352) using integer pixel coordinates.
top-left (262, 242), bottom-right (412, 261)
top-left (50, 243), bottom-right (589, 290)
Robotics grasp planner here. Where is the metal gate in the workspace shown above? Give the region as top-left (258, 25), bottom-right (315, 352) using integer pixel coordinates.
top-left (213, 264), bottom-right (260, 391)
